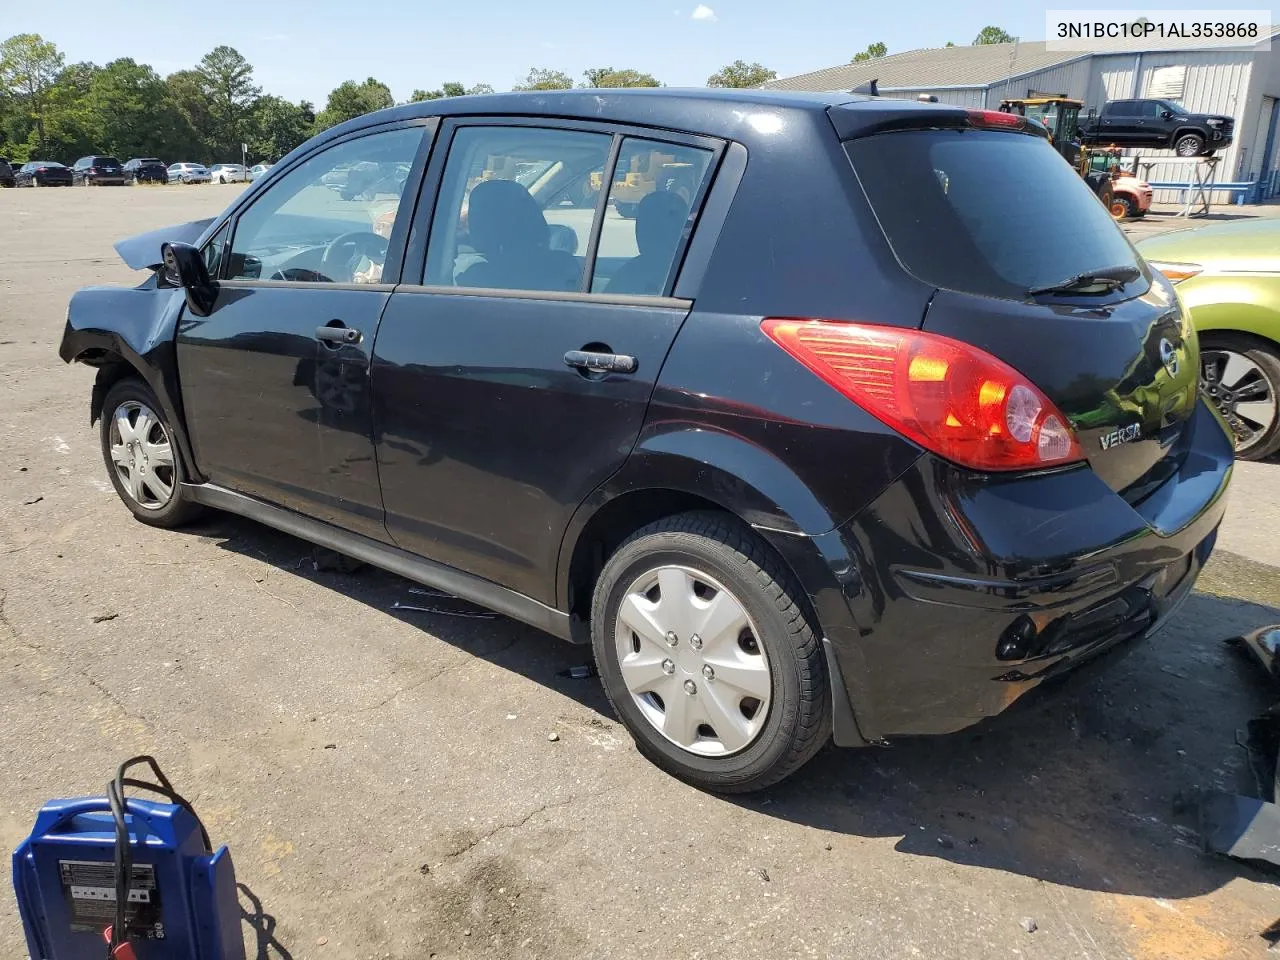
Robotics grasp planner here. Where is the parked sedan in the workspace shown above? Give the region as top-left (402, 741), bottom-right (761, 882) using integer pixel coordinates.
top-left (124, 158), bottom-right (169, 184)
top-left (248, 163), bottom-right (273, 181)
top-left (72, 155), bottom-right (127, 186)
top-left (1140, 218), bottom-right (1280, 460)
top-left (167, 162), bottom-right (211, 184)
top-left (16, 161), bottom-right (72, 187)
top-left (60, 90), bottom-right (1231, 792)
top-left (209, 163), bottom-right (248, 184)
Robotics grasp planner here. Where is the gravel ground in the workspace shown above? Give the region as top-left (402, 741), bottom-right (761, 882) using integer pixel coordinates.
top-left (1, 184), bottom-right (1278, 960)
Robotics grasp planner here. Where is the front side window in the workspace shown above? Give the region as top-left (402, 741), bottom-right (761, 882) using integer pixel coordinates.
top-left (1138, 101), bottom-right (1161, 118)
top-left (226, 125), bottom-right (422, 284)
top-left (425, 125), bottom-right (612, 292)
top-left (591, 138), bottom-right (712, 296)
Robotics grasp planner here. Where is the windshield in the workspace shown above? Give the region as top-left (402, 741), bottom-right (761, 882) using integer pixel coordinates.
top-left (31, 161), bottom-right (63, 167)
top-left (847, 129), bottom-right (1143, 301)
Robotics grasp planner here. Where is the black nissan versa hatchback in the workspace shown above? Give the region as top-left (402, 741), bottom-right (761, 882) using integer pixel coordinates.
top-left (60, 89), bottom-right (1233, 792)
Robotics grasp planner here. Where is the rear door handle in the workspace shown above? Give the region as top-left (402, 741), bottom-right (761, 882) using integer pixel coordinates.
top-left (316, 324), bottom-right (362, 345)
top-left (564, 350), bottom-right (637, 374)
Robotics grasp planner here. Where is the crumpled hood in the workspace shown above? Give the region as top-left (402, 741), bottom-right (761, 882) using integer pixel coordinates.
top-left (114, 218), bottom-right (214, 271)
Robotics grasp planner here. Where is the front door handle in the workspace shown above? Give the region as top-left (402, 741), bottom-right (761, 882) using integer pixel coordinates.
top-left (564, 350), bottom-right (637, 375)
top-left (316, 323), bottom-right (362, 346)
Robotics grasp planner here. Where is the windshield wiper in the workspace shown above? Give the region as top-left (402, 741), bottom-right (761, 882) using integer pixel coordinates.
top-left (1027, 264), bottom-right (1141, 297)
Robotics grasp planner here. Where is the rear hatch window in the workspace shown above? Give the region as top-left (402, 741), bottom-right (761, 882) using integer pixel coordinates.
top-left (846, 127), bottom-right (1201, 502)
top-left (847, 129), bottom-right (1144, 302)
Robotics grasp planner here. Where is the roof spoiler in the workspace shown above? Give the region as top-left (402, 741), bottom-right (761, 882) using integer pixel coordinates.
top-left (851, 78), bottom-right (879, 97)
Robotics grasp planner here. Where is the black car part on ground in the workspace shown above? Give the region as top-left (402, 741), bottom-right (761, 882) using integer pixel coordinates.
top-left (1200, 626), bottom-right (1280, 871)
top-left (59, 89), bottom-right (1234, 790)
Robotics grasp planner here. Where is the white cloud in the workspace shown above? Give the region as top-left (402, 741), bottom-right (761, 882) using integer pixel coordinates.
top-left (691, 4), bottom-right (717, 21)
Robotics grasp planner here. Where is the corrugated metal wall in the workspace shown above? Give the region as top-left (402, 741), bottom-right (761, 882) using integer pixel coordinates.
top-left (1087, 54), bottom-right (1140, 107)
top-left (878, 86), bottom-right (986, 108)
top-left (983, 58), bottom-right (1093, 107)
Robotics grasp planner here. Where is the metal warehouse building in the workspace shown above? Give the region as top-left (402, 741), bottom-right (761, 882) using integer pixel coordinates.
top-left (768, 36), bottom-right (1280, 202)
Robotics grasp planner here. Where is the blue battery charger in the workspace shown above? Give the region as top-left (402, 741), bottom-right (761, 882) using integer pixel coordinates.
top-left (12, 757), bottom-right (244, 960)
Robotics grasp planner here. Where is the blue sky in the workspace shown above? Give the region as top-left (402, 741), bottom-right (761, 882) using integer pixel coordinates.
top-left (2, 0), bottom-right (1254, 105)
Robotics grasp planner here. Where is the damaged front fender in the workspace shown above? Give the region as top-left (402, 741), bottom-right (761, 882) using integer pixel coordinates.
top-left (60, 279), bottom-right (203, 483)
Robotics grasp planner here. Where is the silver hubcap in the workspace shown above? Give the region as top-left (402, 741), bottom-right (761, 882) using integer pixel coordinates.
top-left (614, 566), bottom-right (771, 757)
top-left (1176, 138), bottom-right (1200, 156)
top-left (1201, 349), bottom-right (1277, 452)
top-left (108, 400), bottom-right (176, 510)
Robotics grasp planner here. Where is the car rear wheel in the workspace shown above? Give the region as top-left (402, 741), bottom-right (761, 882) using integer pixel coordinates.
top-left (1200, 335), bottom-right (1280, 461)
top-left (100, 379), bottom-right (205, 527)
top-left (591, 512), bottom-right (830, 793)
top-left (1174, 132), bottom-right (1206, 157)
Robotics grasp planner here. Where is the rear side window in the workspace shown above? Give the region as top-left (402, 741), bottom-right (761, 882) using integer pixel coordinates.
top-left (425, 126), bottom-right (612, 292)
top-left (592, 138), bottom-right (712, 296)
top-left (847, 130), bottom-right (1142, 301)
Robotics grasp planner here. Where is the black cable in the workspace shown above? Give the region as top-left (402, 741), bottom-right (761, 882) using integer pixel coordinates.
top-left (105, 757), bottom-right (213, 958)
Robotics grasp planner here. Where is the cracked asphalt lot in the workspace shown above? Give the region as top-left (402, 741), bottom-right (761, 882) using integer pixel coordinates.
top-left (2, 187), bottom-right (1279, 959)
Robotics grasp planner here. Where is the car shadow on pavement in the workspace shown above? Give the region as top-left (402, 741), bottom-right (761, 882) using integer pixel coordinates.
top-left (740, 587), bottom-right (1280, 900)
top-left (199, 514), bottom-right (1276, 901)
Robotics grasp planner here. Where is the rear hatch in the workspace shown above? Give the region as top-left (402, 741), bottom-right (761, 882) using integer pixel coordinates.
top-left (843, 115), bottom-right (1199, 499)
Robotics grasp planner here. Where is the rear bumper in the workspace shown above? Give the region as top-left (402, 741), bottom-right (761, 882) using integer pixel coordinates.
top-left (771, 399), bottom-right (1233, 743)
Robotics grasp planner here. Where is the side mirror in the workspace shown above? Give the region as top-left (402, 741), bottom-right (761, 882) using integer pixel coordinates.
top-left (1160, 110), bottom-right (1174, 120)
top-left (161, 241), bottom-right (218, 317)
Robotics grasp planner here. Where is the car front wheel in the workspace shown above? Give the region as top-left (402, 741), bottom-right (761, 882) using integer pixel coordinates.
top-left (1200, 335), bottom-right (1280, 461)
top-left (100, 378), bottom-right (205, 527)
top-left (1174, 132), bottom-right (1207, 156)
top-left (591, 512), bottom-right (830, 793)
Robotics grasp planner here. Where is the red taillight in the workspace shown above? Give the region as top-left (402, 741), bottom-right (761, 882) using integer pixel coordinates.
top-left (967, 109), bottom-right (1025, 130)
top-left (761, 319), bottom-right (1083, 472)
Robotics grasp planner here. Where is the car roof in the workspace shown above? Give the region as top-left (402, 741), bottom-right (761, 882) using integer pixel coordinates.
top-left (319, 87), bottom-right (877, 143)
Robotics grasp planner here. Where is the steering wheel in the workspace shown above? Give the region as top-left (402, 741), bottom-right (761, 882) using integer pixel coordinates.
top-left (319, 231), bottom-right (389, 282)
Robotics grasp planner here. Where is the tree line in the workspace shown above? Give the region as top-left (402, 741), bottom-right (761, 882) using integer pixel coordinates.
top-left (1, 26), bottom-right (1013, 165)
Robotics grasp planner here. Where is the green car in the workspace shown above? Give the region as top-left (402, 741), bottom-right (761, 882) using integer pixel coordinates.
top-left (1138, 218), bottom-right (1280, 460)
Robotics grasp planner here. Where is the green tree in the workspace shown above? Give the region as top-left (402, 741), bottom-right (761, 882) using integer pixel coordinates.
top-left (973, 25), bottom-right (1016, 44)
top-left (513, 68), bottom-right (573, 91)
top-left (315, 77), bottom-right (394, 130)
top-left (410, 81), bottom-right (479, 101)
top-left (583, 67), bottom-right (660, 88)
top-left (851, 42), bottom-right (888, 63)
top-left (80, 59), bottom-right (182, 159)
top-left (705, 60), bottom-right (776, 88)
top-left (249, 95), bottom-right (313, 162)
top-left (196, 46), bottom-right (261, 160)
top-left (165, 69), bottom-right (215, 161)
top-left (31, 61), bottom-right (99, 160)
top-left (945, 41), bottom-right (956, 47)
top-left (0, 33), bottom-right (66, 148)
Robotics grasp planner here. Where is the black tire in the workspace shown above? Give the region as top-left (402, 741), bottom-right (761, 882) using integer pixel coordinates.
top-left (1200, 334), bottom-right (1280, 461)
top-left (99, 378), bottom-right (205, 528)
top-left (1097, 183), bottom-right (1114, 213)
top-left (1113, 194), bottom-right (1136, 218)
top-left (1174, 132), bottom-right (1206, 157)
top-left (591, 511), bottom-right (830, 793)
